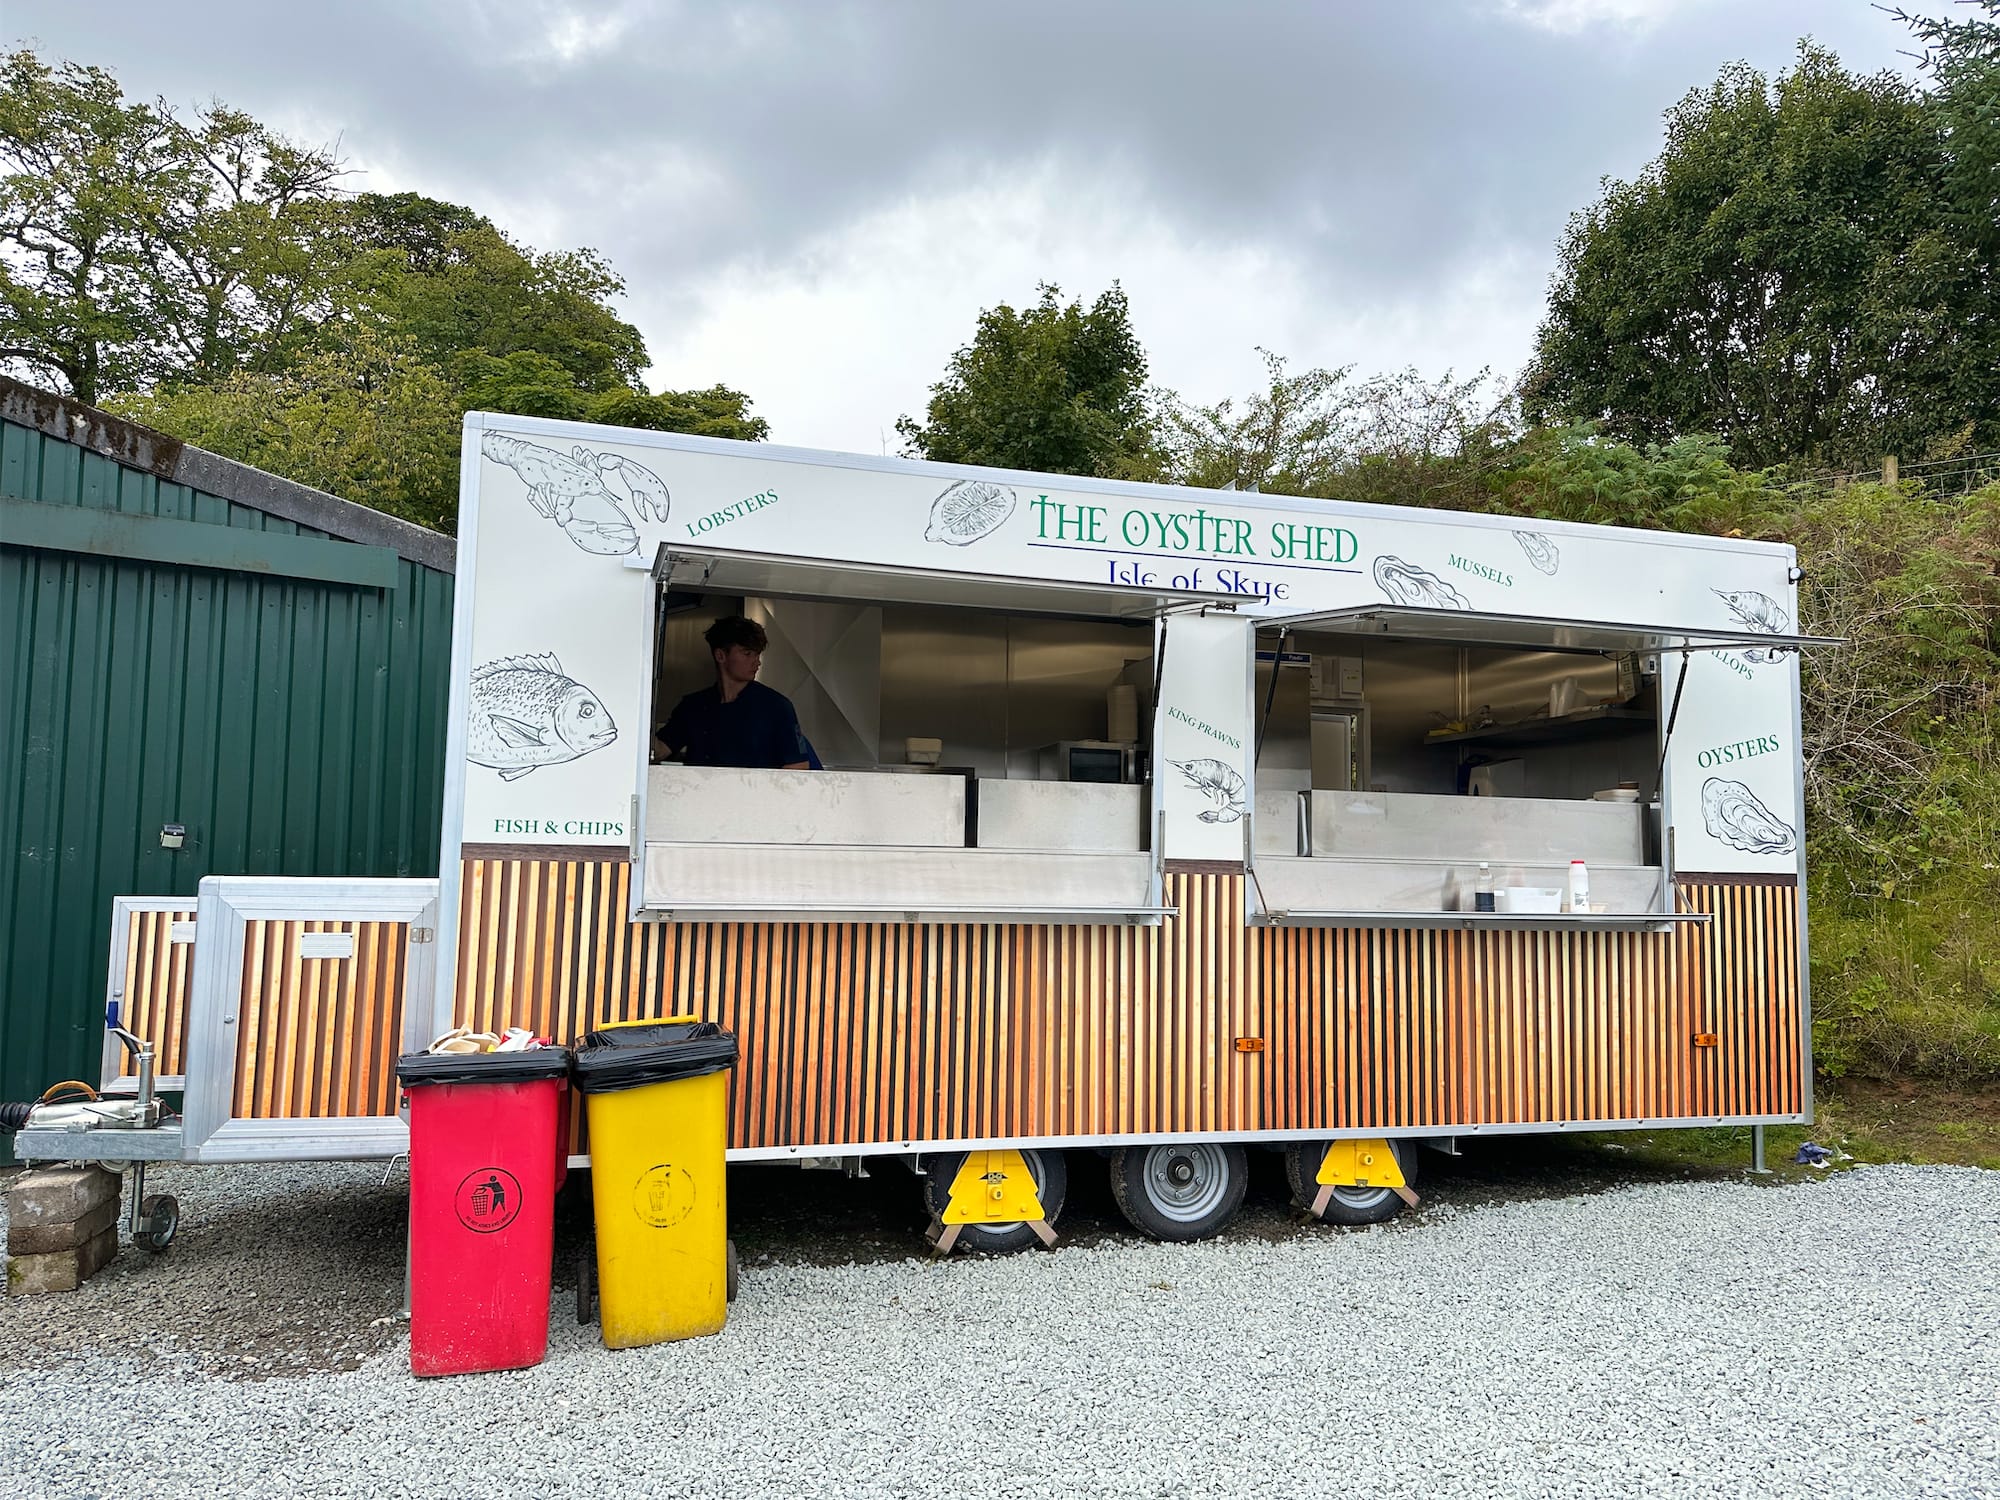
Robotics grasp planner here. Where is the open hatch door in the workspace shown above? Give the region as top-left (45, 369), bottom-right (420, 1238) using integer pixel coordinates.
top-left (636, 544), bottom-right (1257, 926)
top-left (645, 543), bottom-right (1261, 619)
top-left (1259, 604), bottom-right (1843, 657)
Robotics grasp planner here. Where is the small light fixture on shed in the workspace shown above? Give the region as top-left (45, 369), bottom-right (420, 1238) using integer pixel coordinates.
top-left (1233, 1037), bottom-right (1265, 1054)
top-left (160, 823), bottom-right (186, 850)
top-left (1691, 1032), bottom-right (1719, 1049)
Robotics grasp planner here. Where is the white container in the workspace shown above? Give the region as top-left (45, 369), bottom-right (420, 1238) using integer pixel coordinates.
top-left (1495, 887), bottom-right (1564, 914)
top-left (1568, 859), bottom-right (1590, 913)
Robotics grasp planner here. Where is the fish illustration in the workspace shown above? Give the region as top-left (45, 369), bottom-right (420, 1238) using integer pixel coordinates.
top-left (585, 449), bottom-right (673, 524)
top-left (924, 479), bottom-right (1016, 546)
top-left (1373, 554), bottom-right (1470, 610)
top-left (1170, 758), bottom-right (1247, 824)
top-left (1700, 776), bottom-right (1795, 855)
top-left (467, 653), bottom-right (618, 780)
top-left (480, 433), bottom-right (639, 556)
top-left (1513, 530), bottom-right (1560, 576)
top-left (1713, 588), bottom-right (1793, 665)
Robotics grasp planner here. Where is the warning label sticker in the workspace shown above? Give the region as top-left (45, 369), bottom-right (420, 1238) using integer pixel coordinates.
top-left (455, 1167), bottom-right (523, 1233)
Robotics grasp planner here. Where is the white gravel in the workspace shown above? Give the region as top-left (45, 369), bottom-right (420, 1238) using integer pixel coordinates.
top-left (2, 1161), bottom-right (1996, 1499)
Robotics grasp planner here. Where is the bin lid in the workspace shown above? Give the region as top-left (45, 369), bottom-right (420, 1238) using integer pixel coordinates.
top-left (570, 1021), bottom-right (738, 1094)
top-left (396, 1048), bottom-right (572, 1087)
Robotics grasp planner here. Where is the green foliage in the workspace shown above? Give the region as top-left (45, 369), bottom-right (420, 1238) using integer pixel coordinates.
top-left (0, 49), bottom-right (342, 402)
top-left (897, 283), bottom-right (1156, 479)
top-left (108, 328), bottom-right (462, 531)
top-left (1525, 42), bottom-right (1996, 469)
top-left (2, 51), bottom-right (769, 528)
top-left (333, 192), bottom-right (648, 394)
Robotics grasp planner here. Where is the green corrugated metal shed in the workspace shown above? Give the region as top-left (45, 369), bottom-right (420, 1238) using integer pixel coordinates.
top-left (0, 378), bottom-right (454, 1146)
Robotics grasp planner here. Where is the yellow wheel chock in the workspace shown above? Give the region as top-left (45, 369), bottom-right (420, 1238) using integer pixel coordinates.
top-left (925, 1148), bottom-right (1058, 1254)
top-left (1309, 1138), bottom-right (1421, 1219)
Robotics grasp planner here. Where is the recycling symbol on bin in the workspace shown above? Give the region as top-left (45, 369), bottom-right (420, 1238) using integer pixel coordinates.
top-left (454, 1167), bottom-right (523, 1233)
top-left (632, 1163), bottom-right (697, 1228)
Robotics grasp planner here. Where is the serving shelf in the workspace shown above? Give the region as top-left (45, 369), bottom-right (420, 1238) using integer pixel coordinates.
top-left (1251, 910), bottom-right (1711, 933)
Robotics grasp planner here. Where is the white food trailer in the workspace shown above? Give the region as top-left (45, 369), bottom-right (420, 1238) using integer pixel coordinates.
top-left (21, 413), bottom-right (1833, 1247)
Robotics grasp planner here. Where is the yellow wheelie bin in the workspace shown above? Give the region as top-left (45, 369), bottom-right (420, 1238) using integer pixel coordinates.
top-left (571, 1018), bottom-right (738, 1348)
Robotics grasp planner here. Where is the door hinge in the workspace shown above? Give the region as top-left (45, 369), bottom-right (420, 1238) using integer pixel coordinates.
top-left (410, 927), bottom-right (435, 944)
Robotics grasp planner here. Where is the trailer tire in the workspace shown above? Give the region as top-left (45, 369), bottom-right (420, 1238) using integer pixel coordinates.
top-left (1285, 1139), bottom-right (1420, 1227)
top-left (921, 1149), bottom-right (1067, 1254)
top-left (1108, 1142), bottom-right (1247, 1241)
top-left (576, 1250), bottom-right (595, 1325)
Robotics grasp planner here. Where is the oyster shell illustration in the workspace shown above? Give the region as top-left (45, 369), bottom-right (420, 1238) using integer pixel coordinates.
top-left (924, 479), bottom-right (1016, 546)
top-left (1169, 758), bottom-right (1246, 824)
top-left (1373, 554), bottom-right (1470, 610)
top-left (1700, 776), bottom-right (1795, 855)
top-left (1513, 530), bottom-right (1560, 576)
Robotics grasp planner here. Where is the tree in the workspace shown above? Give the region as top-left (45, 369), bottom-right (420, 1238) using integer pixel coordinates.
top-left (1523, 44), bottom-right (1987, 469)
top-left (0, 50), bottom-right (343, 403)
top-left (332, 192), bottom-right (648, 394)
top-left (897, 282), bottom-right (1156, 479)
top-left (1156, 349), bottom-right (1360, 494)
top-left (110, 327), bottom-right (462, 530)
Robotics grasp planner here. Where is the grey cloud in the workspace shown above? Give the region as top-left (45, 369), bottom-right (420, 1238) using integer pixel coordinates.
top-left (12, 0), bottom-right (1917, 365)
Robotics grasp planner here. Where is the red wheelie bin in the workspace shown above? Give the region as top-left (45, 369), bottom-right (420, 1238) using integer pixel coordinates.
top-left (396, 1047), bottom-right (570, 1377)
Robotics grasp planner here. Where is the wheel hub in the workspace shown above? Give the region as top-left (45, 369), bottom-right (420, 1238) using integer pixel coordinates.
top-left (1145, 1144), bottom-right (1228, 1221)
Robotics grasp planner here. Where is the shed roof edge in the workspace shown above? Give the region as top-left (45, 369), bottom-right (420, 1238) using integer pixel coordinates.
top-left (0, 375), bottom-right (456, 575)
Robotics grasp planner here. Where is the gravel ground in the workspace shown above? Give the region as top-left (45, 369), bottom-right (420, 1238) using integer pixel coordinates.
top-left (1, 1152), bottom-right (1994, 1499)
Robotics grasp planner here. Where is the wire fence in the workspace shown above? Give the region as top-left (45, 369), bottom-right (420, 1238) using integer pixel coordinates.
top-left (1794, 449), bottom-right (2000, 497)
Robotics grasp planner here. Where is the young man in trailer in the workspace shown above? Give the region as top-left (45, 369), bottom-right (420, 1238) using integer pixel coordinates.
top-left (654, 615), bottom-right (817, 770)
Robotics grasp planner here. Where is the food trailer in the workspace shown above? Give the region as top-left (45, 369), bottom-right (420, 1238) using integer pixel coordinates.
top-left (20, 414), bottom-right (1831, 1247)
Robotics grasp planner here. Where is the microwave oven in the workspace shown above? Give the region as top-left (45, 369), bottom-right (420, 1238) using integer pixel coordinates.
top-left (1038, 740), bottom-right (1139, 784)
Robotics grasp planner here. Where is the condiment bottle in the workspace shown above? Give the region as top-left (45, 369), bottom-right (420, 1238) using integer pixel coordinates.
top-left (1568, 859), bottom-right (1590, 914)
top-left (1475, 862), bottom-right (1494, 913)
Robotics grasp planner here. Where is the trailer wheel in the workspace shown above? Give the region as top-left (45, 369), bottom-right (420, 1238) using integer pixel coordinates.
top-left (726, 1238), bottom-right (739, 1303)
top-left (1108, 1143), bottom-right (1246, 1241)
top-left (921, 1149), bottom-right (1067, 1254)
top-left (137, 1194), bottom-right (179, 1252)
top-left (1284, 1139), bottom-right (1420, 1227)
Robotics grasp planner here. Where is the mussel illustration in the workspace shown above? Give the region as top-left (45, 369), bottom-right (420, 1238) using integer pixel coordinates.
top-left (924, 479), bottom-right (1016, 546)
top-left (1373, 554), bottom-right (1470, 610)
top-left (1513, 530), bottom-right (1560, 576)
top-left (1700, 776), bottom-right (1795, 855)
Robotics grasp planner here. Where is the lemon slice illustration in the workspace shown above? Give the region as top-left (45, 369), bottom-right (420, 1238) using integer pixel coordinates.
top-left (924, 479), bottom-right (1016, 546)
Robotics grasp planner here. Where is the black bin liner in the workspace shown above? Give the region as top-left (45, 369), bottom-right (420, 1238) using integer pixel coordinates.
top-left (396, 1048), bottom-right (572, 1088)
top-left (570, 1021), bottom-right (738, 1095)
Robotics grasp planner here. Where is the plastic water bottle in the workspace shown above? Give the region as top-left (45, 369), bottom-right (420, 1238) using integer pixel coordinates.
top-left (1568, 859), bottom-right (1590, 914)
top-left (1475, 862), bottom-right (1495, 913)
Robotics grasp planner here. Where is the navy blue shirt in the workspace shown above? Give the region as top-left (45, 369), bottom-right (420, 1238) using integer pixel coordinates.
top-left (661, 681), bottom-right (812, 769)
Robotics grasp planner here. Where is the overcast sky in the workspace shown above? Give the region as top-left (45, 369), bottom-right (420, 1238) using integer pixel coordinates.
top-left (11, 0), bottom-right (1930, 451)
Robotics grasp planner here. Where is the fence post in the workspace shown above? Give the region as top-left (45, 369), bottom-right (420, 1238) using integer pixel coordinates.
top-left (1881, 455), bottom-right (1899, 485)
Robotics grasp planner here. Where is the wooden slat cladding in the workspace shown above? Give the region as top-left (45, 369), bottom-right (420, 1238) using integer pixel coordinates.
top-left (231, 920), bottom-right (406, 1119)
top-left (113, 906), bottom-right (196, 1079)
top-left (451, 859), bottom-right (1802, 1148)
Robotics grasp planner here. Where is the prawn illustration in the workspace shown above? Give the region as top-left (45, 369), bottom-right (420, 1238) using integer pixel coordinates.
top-left (479, 433), bottom-right (640, 556)
top-left (1713, 588), bottom-right (1792, 665)
top-left (1170, 758), bottom-right (1247, 823)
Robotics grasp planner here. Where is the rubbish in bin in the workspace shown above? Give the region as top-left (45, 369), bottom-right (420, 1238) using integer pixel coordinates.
top-left (397, 1047), bottom-right (570, 1377)
top-left (571, 1020), bottom-right (737, 1348)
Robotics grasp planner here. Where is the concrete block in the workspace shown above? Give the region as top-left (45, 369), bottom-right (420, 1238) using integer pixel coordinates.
top-left (7, 1166), bottom-right (120, 1228)
top-left (7, 1225), bottom-right (118, 1295)
top-left (7, 1198), bottom-right (120, 1256)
